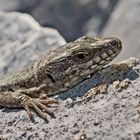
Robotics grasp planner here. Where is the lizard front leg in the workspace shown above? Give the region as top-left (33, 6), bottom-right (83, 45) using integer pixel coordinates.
top-left (0, 85), bottom-right (58, 121)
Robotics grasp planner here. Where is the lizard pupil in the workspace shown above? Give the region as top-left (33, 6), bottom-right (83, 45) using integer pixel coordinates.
top-left (76, 53), bottom-right (88, 60)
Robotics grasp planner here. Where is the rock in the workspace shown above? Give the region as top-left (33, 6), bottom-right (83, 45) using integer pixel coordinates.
top-left (31, 0), bottom-right (119, 41)
top-left (63, 98), bottom-right (74, 108)
top-left (0, 0), bottom-right (39, 12)
top-left (0, 0), bottom-right (119, 41)
top-left (0, 11), bottom-right (66, 75)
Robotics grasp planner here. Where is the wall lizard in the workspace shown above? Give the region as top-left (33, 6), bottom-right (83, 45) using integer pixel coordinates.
top-left (0, 36), bottom-right (122, 121)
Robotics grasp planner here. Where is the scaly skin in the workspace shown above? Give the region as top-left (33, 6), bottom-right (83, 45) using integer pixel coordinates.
top-left (0, 36), bottom-right (122, 121)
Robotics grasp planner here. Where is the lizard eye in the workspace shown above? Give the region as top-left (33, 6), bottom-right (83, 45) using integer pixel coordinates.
top-left (75, 52), bottom-right (88, 60)
top-left (73, 50), bottom-right (91, 63)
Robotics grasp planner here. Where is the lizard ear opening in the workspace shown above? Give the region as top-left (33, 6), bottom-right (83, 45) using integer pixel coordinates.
top-left (47, 73), bottom-right (56, 83)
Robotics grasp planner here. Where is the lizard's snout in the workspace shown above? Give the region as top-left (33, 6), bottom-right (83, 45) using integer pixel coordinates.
top-left (104, 37), bottom-right (122, 50)
top-left (103, 37), bottom-right (122, 56)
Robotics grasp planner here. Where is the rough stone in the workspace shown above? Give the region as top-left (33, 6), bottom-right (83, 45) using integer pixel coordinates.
top-left (0, 0), bottom-right (119, 41)
top-left (0, 11), bottom-right (66, 75)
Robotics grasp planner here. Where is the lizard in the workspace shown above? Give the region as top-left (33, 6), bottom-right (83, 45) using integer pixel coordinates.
top-left (0, 36), bottom-right (122, 121)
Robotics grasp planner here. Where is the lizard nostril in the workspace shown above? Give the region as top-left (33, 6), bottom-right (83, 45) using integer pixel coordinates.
top-left (111, 41), bottom-right (116, 46)
top-left (71, 70), bottom-right (77, 75)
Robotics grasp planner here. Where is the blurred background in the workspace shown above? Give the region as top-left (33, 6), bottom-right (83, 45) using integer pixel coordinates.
top-left (0, 0), bottom-right (140, 63)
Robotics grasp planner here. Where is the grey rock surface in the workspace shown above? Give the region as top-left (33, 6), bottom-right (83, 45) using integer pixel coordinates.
top-left (0, 11), bottom-right (66, 75)
top-left (0, 0), bottom-right (39, 12)
top-left (102, 0), bottom-right (140, 62)
top-left (0, 0), bottom-right (119, 41)
top-left (31, 0), bottom-right (118, 41)
top-left (0, 12), bottom-right (140, 140)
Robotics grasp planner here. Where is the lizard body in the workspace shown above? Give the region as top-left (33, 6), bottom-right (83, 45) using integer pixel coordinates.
top-left (0, 36), bottom-right (122, 120)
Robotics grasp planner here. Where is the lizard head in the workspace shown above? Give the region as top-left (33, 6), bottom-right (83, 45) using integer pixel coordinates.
top-left (47, 36), bottom-right (122, 65)
top-left (46, 36), bottom-right (122, 71)
top-left (37, 36), bottom-right (122, 94)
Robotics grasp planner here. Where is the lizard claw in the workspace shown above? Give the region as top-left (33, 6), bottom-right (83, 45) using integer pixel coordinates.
top-left (39, 94), bottom-right (59, 105)
top-left (39, 98), bottom-right (59, 105)
top-left (20, 95), bottom-right (57, 121)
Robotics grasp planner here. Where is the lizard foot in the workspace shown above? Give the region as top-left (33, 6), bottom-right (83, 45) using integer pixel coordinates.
top-left (19, 94), bottom-right (58, 121)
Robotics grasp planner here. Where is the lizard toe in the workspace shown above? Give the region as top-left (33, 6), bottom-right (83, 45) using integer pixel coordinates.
top-left (39, 98), bottom-right (59, 105)
top-left (20, 94), bottom-right (56, 121)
